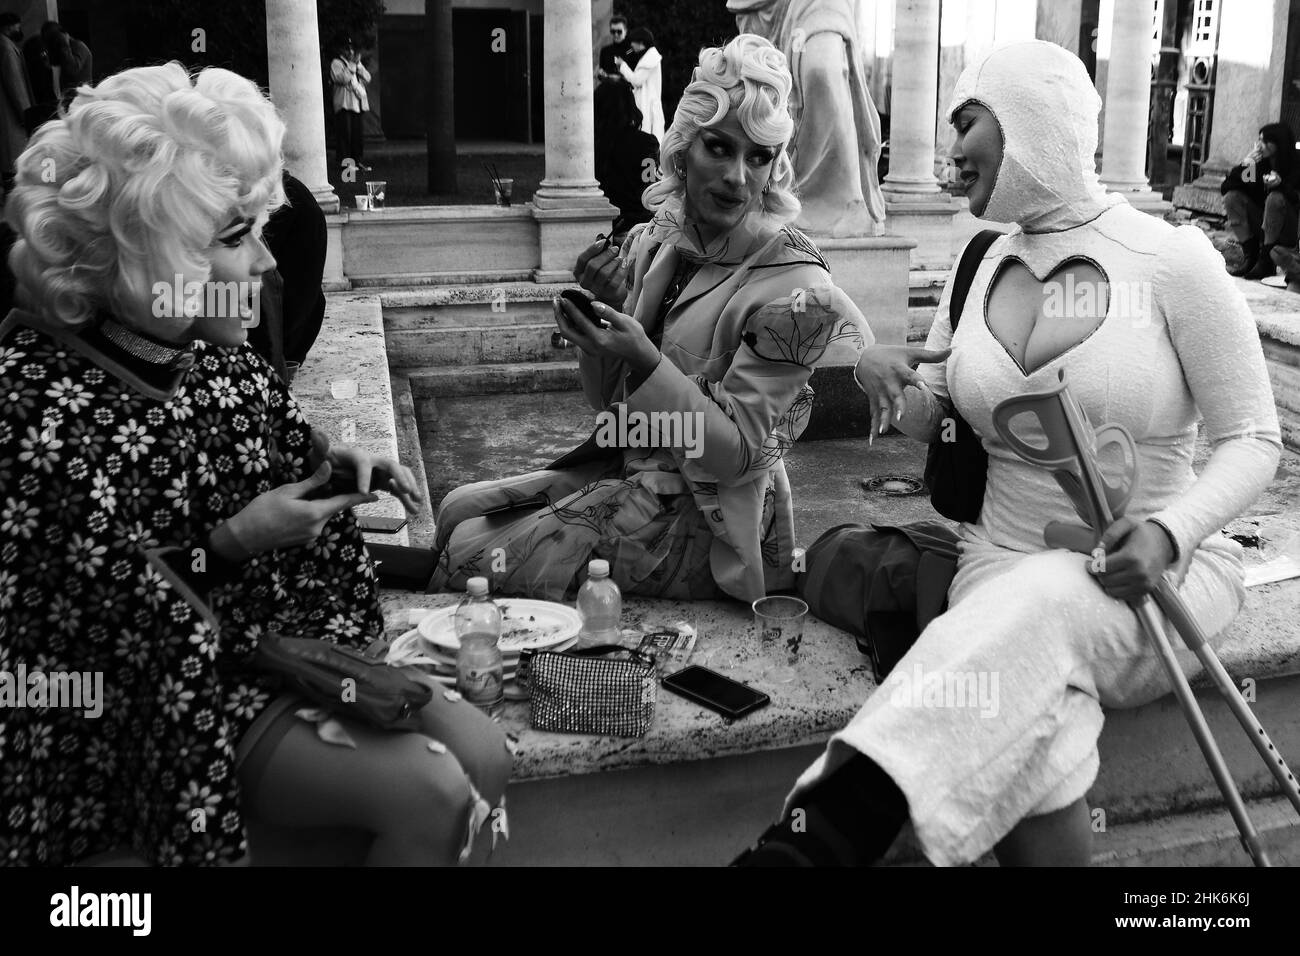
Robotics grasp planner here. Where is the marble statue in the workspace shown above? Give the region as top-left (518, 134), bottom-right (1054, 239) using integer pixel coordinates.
top-left (729, 0), bottom-right (886, 236)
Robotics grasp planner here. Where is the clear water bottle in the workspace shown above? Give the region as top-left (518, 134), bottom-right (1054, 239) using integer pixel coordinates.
top-left (577, 559), bottom-right (622, 648)
top-left (455, 577), bottom-right (504, 713)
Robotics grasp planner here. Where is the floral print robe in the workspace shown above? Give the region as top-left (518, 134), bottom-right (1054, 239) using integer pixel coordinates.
top-left (0, 311), bottom-right (382, 865)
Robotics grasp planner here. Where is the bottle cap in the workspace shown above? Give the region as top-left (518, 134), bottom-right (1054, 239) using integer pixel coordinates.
top-left (588, 559), bottom-right (610, 578)
top-left (466, 576), bottom-right (489, 596)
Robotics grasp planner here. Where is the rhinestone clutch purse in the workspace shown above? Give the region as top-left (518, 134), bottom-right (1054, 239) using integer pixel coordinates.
top-left (522, 645), bottom-right (657, 738)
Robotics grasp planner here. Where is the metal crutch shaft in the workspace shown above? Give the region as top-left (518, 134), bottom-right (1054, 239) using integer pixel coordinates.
top-left (1132, 601), bottom-right (1273, 867)
top-left (1153, 580), bottom-right (1300, 817)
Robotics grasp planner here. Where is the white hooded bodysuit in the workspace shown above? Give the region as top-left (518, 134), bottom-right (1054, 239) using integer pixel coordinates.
top-left (788, 42), bottom-right (1282, 866)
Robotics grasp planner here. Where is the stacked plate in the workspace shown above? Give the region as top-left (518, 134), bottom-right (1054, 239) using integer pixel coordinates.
top-left (387, 599), bottom-right (583, 697)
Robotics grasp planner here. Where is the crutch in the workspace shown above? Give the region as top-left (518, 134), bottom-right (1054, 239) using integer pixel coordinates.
top-left (992, 370), bottom-right (1299, 866)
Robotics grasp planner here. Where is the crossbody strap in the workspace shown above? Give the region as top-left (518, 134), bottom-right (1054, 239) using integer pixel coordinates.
top-left (948, 229), bottom-right (1001, 332)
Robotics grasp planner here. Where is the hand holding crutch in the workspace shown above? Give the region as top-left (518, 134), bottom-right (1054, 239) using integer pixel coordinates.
top-left (992, 370), bottom-right (1299, 867)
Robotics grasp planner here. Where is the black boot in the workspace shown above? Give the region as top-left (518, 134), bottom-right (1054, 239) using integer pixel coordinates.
top-left (1228, 237), bottom-right (1260, 277)
top-left (731, 756), bottom-right (909, 867)
top-left (1244, 244), bottom-right (1278, 280)
top-left (1270, 246), bottom-right (1300, 292)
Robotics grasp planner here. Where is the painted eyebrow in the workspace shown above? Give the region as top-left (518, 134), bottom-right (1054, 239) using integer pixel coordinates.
top-left (216, 217), bottom-right (255, 239)
top-left (702, 128), bottom-right (774, 155)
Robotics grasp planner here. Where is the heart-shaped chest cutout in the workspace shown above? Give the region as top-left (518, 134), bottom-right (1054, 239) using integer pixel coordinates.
top-left (984, 256), bottom-right (1110, 376)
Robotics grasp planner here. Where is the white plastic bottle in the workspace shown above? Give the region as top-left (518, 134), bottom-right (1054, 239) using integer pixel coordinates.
top-left (576, 559), bottom-right (622, 648)
top-left (455, 577), bottom-right (504, 712)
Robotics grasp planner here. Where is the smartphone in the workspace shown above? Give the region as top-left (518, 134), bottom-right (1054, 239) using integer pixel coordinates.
top-left (560, 289), bottom-right (609, 329)
top-left (661, 665), bottom-right (771, 719)
top-left (321, 464), bottom-right (395, 497)
top-left (356, 514), bottom-right (408, 533)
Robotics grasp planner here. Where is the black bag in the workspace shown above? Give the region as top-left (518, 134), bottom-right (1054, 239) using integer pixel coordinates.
top-left (797, 521), bottom-right (961, 682)
top-left (255, 635), bottom-right (433, 731)
top-left (924, 229), bottom-right (1002, 523)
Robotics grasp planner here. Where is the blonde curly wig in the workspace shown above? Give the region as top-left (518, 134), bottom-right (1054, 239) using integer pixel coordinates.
top-left (5, 62), bottom-right (286, 333)
top-left (642, 34), bottom-right (799, 229)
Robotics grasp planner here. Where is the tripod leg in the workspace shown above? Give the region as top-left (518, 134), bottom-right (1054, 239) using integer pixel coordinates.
top-left (1132, 602), bottom-right (1272, 867)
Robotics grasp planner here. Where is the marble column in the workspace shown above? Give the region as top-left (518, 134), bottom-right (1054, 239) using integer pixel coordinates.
top-left (265, 0), bottom-right (339, 215)
top-left (883, 0), bottom-right (958, 271)
top-left (882, 0), bottom-right (942, 199)
top-left (532, 0), bottom-right (616, 281)
top-left (1099, 0), bottom-right (1168, 214)
top-left (427, 0), bottom-right (456, 193)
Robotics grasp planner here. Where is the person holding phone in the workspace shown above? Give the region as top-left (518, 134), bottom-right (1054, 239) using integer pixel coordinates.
top-left (736, 41), bottom-right (1280, 868)
top-left (0, 63), bottom-right (510, 866)
top-left (429, 35), bottom-right (870, 604)
top-left (1221, 123), bottom-right (1300, 279)
top-left (329, 36), bottom-right (371, 174)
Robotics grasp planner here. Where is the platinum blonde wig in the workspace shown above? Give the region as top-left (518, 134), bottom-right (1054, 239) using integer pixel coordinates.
top-left (6, 62), bottom-right (286, 332)
top-left (643, 33), bottom-right (799, 229)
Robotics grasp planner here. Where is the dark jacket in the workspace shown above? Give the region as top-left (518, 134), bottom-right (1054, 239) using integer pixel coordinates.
top-left (248, 171), bottom-right (328, 372)
top-left (595, 127), bottom-right (660, 235)
top-left (599, 39), bottom-right (639, 76)
top-left (1222, 156), bottom-right (1300, 207)
top-left (798, 521), bottom-right (961, 683)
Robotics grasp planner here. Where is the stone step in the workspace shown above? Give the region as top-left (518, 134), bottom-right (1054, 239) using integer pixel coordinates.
top-left (375, 280), bottom-right (575, 308)
top-left (386, 323), bottom-right (568, 367)
top-left (884, 794), bottom-right (1300, 866)
top-left (407, 361), bottom-right (582, 398)
top-left (1091, 794), bottom-right (1300, 866)
top-left (350, 270), bottom-right (538, 289)
top-left (385, 301), bottom-right (558, 332)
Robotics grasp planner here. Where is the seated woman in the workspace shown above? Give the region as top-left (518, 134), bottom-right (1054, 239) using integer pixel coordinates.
top-left (736, 41), bottom-right (1281, 867)
top-left (1222, 122), bottom-right (1300, 279)
top-left (0, 63), bottom-right (510, 866)
top-left (430, 34), bottom-right (870, 604)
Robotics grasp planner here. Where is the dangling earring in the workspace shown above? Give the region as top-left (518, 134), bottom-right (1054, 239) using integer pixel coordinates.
top-left (676, 163), bottom-right (686, 182)
top-left (762, 180), bottom-right (772, 196)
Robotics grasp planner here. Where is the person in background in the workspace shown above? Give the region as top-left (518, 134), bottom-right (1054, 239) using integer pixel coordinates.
top-left (0, 13), bottom-right (31, 197)
top-left (21, 31), bottom-right (57, 135)
top-left (41, 20), bottom-right (92, 100)
top-left (329, 36), bottom-right (372, 174)
top-left (617, 27), bottom-right (664, 141)
top-left (594, 80), bottom-right (660, 240)
top-left (597, 14), bottom-right (636, 84)
top-left (245, 171), bottom-right (329, 384)
top-left (1222, 122), bottom-right (1300, 280)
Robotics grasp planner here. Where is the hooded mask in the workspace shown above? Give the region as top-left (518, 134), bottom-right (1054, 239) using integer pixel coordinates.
top-left (947, 41), bottom-right (1121, 233)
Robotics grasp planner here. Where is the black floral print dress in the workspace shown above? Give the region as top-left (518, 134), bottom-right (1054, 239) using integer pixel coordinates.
top-left (0, 311), bottom-right (383, 866)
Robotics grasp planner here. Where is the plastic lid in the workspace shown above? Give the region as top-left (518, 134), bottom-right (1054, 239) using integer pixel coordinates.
top-left (588, 559), bottom-right (610, 578)
top-left (466, 577), bottom-right (489, 596)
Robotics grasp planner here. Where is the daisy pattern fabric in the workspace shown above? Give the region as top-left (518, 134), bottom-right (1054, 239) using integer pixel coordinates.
top-left (0, 314), bottom-right (383, 866)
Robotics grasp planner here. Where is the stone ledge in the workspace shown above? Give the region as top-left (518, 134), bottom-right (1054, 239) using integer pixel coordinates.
top-left (295, 291), bottom-right (409, 546)
top-left (377, 591), bottom-right (876, 783)
top-left (341, 204), bottom-right (537, 224)
top-left (378, 567), bottom-right (1300, 787)
top-left (351, 271), bottom-right (539, 290)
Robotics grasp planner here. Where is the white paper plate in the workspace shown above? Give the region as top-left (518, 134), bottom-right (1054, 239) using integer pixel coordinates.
top-left (388, 630), bottom-right (578, 670)
top-left (416, 599), bottom-right (582, 653)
